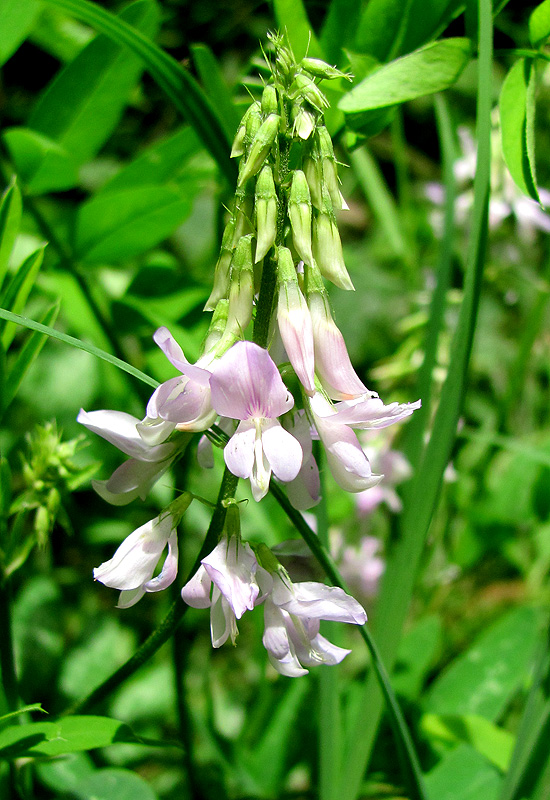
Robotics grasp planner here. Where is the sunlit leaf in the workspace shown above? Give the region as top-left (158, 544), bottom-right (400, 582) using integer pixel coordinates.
top-left (0, 0), bottom-right (41, 66)
top-left (75, 186), bottom-right (193, 263)
top-left (339, 38), bottom-right (471, 114)
top-left (500, 58), bottom-right (540, 202)
top-left (529, 0), bottom-right (550, 47)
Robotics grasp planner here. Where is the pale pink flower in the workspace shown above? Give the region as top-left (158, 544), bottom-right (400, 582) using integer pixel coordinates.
top-left (262, 572), bottom-right (366, 677)
top-left (209, 341), bottom-right (303, 501)
top-left (77, 408), bottom-right (183, 505)
top-left (94, 512), bottom-right (179, 608)
top-left (181, 535), bottom-right (272, 647)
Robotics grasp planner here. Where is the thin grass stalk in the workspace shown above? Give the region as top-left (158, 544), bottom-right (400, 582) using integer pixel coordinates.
top-left (337, 1), bottom-right (493, 796)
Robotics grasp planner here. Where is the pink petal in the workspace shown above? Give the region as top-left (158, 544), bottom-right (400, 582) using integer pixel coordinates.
top-left (210, 587), bottom-right (238, 648)
top-left (274, 579), bottom-right (367, 624)
top-left (331, 396), bottom-right (421, 429)
top-left (210, 341), bottom-right (294, 420)
top-left (154, 327), bottom-right (212, 385)
top-left (202, 537), bottom-right (259, 619)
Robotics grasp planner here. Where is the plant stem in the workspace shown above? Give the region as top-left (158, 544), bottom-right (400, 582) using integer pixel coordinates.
top-left (269, 482), bottom-right (428, 800)
top-left (64, 467), bottom-right (238, 715)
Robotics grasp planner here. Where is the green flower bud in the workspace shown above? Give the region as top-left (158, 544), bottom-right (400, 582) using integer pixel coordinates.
top-left (204, 218), bottom-right (236, 311)
top-left (289, 73), bottom-right (329, 112)
top-left (312, 199), bottom-right (354, 291)
top-left (301, 57), bottom-right (351, 81)
top-left (226, 234), bottom-right (255, 336)
top-left (289, 169), bottom-right (314, 265)
top-left (231, 101), bottom-right (261, 158)
top-left (318, 126), bottom-right (348, 211)
top-left (238, 113), bottom-right (281, 187)
top-left (202, 298), bottom-right (229, 352)
top-left (303, 155), bottom-right (323, 210)
top-left (261, 84), bottom-right (278, 116)
top-left (254, 165), bottom-right (278, 262)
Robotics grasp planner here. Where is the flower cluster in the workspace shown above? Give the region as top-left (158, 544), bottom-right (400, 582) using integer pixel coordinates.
top-left (79, 35), bottom-right (420, 676)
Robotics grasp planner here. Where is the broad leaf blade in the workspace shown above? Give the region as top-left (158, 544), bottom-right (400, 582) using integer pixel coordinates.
top-left (424, 607), bottom-right (541, 721)
top-left (42, 0), bottom-right (237, 186)
top-left (421, 713), bottom-right (514, 771)
top-left (2, 128), bottom-right (78, 195)
top-left (28, 0), bottom-right (159, 184)
top-left (0, 716), bottom-right (140, 759)
top-left (75, 186), bottom-right (193, 263)
top-left (273, 0), bottom-right (324, 59)
top-left (529, 0), bottom-right (550, 48)
top-left (424, 744), bottom-right (502, 800)
top-left (354, 0), bottom-right (414, 61)
top-left (500, 58), bottom-right (540, 202)
top-left (0, 0), bottom-right (41, 66)
top-left (339, 38), bottom-right (471, 114)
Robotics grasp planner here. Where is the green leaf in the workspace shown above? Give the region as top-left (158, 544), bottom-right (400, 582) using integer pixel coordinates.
top-left (2, 128), bottom-right (78, 195)
top-left (100, 127), bottom-right (201, 194)
top-left (43, 0), bottom-right (237, 186)
top-left (3, 301), bottom-right (60, 412)
top-left (0, 0), bottom-right (41, 66)
top-left (500, 58), bottom-right (540, 202)
top-left (424, 607), bottom-right (541, 721)
top-left (0, 716), bottom-right (141, 759)
top-left (393, 615), bottom-right (442, 701)
top-left (273, 0), bottom-right (324, 59)
top-left (529, 0), bottom-right (550, 48)
top-left (35, 753), bottom-right (95, 794)
top-left (75, 186), bottom-right (193, 263)
top-left (0, 246), bottom-right (45, 349)
top-left (28, 0), bottom-right (159, 175)
top-left (191, 44), bottom-right (240, 141)
top-left (339, 38), bottom-right (471, 114)
top-left (73, 768), bottom-right (158, 800)
top-left (421, 713), bottom-right (514, 772)
top-left (0, 178), bottom-right (22, 289)
top-left (29, 7), bottom-right (94, 62)
top-left (354, 0), bottom-right (414, 61)
top-left (0, 307), bottom-right (158, 388)
top-left (320, 0), bottom-right (362, 64)
top-left (424, 744), bottom-right (502, 800)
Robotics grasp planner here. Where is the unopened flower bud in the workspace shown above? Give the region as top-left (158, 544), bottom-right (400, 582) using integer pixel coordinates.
top-left (312, 197), bottom-right (354, 290)
top-left (290, 74), bottom-right (329, 112)
top-left (254, 165), bottom-right (278, 262)
top-left (318, 126), bottom-right (348, 211)
top-left (301, 57), bottom-right (351, 81)
top-left (306, 263), bottom-right (367, 400)
top-left (231, 101), bottom-right (261, 158)
top-left (292, 103), bottom-right (316, 140)
top-left (238, 114), bottom-right (280, 187)
top-left (204, 218), bottom-right (236, 311)
top-left (289, 170), bottom-right (314, 265)
top-left (225, 234), bottom-right (254, 339)
top-left (303, 151), bottom-right (323, 209)
top-left (202, 299), bottom-right (229, 353)
top-left (261, 84), bottom-right (279, 116)
top-left (277, 247), bottom-right (315, 394)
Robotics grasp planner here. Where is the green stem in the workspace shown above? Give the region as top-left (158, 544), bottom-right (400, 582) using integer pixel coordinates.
top-left (269, 482), bottom-right (428, 800)
top-left (64, 467), bottom-right (238, 715)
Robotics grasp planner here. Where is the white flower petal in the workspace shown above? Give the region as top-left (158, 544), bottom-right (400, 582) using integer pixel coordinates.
top-left (117, 587), bottom-right (146, 608)
top-left (261, 420), bottom-right (303, 483)
top-left (202, 537), bottom-right (259, 619)
top-left (224, 420), bottom-right (255, 479)
top-left (181, 565), bottom-right (212, 609)
top-left (78, 408), bottom-right (174, 461)
top-left (144, 531), bottom-right (179, 592)
top-left (210, 587), bottom-right (238, 648)
top-left (93, 515), bottom-right (173, 591)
